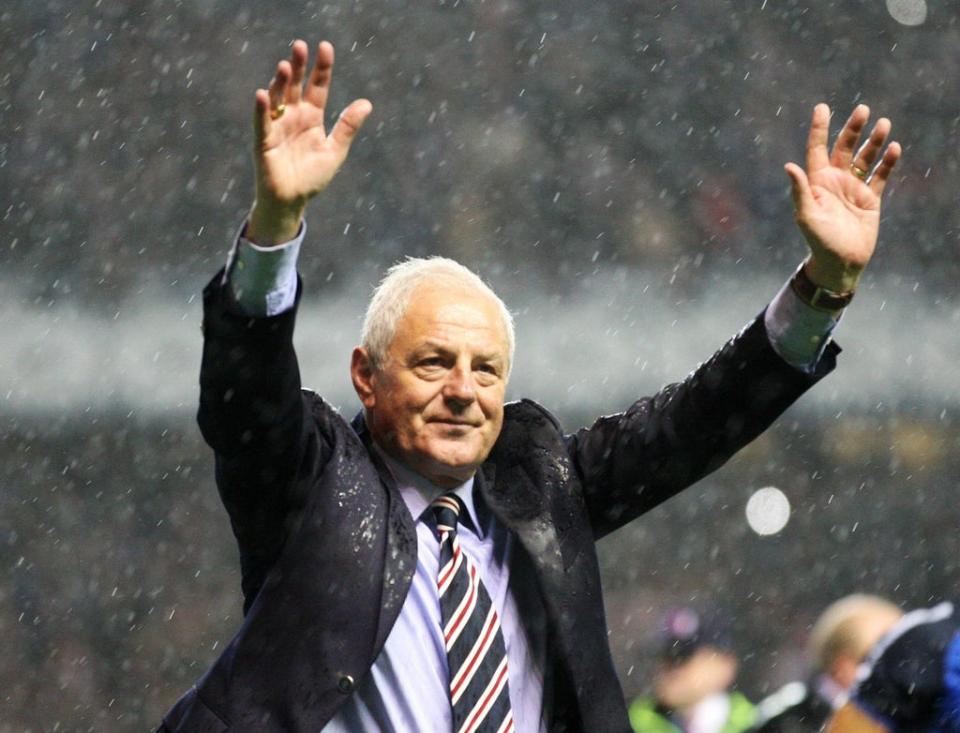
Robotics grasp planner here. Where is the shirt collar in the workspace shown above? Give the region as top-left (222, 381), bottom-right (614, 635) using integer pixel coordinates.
top-left (373, 443), bottom-right (484, 537)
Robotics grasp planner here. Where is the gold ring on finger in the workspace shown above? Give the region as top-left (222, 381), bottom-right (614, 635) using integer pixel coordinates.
top-left (270, 104), bottom-right (286, 121)
top-left (849, 162), bottom-right (869, 180)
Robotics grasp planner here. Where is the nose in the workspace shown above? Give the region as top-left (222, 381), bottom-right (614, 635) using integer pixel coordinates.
top-left (442, 364), bottom-right (477, 411)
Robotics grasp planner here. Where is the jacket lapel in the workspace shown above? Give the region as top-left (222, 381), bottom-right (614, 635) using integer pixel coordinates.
top-left (479, 460), bottom-right (566, 579)
top-left (350, 412), bottom-right (419, 654)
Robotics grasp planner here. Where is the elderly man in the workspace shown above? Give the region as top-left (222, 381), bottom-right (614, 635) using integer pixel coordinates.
top-left (159, 39), bottom-right (900, 733)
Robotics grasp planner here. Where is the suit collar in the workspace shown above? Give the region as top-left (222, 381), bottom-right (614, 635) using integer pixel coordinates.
top-left (352, 406), bottom-right (567, 575)
top-left (352, 410), bottom-right (490, 535)
top-left (350, 411), bottom-right (419, 655)
top-left (353, 406), bottom-right (569, 589)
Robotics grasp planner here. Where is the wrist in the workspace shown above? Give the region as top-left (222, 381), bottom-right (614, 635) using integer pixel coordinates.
top-left (803, 255), bottom-right (863, 294)
top-left (790, 260), bottom-right (855, 314)
top-left (246, 198), bottom-right (306, 246)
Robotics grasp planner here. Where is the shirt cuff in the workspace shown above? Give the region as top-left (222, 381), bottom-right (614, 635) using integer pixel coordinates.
top-left (223, 219), bottom-right (304, 317)
top-left (764, 276), bottom-right (841, 373)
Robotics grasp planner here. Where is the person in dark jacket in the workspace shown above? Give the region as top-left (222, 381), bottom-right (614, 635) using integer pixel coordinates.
top-left (827, 601), bottom-right (960, 733)
top-left (753, 595), bottom-right (903, 733)
top-left (159, 38), bottom-right (901, 733)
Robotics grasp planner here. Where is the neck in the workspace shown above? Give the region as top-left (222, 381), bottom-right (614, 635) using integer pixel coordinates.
top-left (373, 442), bottom-right (472, 495)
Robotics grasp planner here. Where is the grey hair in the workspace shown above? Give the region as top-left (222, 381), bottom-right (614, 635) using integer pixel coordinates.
top-left (360, 256), bottom-right (515, 376)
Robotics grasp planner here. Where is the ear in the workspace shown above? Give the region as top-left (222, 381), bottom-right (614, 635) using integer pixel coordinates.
top-left (351, 346), bottom-right (377, 409)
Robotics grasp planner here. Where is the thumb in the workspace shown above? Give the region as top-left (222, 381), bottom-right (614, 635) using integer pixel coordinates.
top-left (330, 98), bottom-right (373, 154)
top-left (784, 162), bottom-right (815, 216)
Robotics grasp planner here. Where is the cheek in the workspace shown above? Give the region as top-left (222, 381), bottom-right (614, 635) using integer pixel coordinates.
top-left (384, 378), bottom-right (433, 413)
top-left (482, 392), bottom-right (505, 424)
top-left (398, 390), bottom-right (442, 433)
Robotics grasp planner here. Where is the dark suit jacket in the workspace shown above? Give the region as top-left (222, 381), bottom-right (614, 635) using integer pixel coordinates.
top-left (160, 275), bottom-right (837, 732)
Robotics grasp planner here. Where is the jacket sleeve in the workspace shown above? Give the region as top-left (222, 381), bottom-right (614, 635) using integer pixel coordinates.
top-left (197, 270), bottom-right (331, 610)
top-left (564, 312), bottom-right (839, 540)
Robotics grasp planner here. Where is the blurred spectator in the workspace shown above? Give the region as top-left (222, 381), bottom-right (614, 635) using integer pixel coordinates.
top-left (828, 600), bottom-right (960, 732)
top-left (753, 594), bottom-right (903, 732)
top-left (629, 607), bottom-right (755, 733)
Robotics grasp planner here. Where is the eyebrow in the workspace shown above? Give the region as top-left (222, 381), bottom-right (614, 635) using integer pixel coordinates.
top-left (411, 343), bottom-right (506, 363)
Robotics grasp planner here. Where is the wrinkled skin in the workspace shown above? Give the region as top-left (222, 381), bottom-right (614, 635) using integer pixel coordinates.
top-left (351, 282), bottom-right (510, 488)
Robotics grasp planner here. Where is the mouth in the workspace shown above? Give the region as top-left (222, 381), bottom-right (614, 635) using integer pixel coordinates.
top-left (429, 419), bottom-right (480, 428)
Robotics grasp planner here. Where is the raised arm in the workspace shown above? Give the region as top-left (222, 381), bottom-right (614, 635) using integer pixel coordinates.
top-left (202, 38), bottom-right (371, 459)
top-left (198, 40), bottom-right (371, 609)
top-left (569, 104), bottom-right (901, 538)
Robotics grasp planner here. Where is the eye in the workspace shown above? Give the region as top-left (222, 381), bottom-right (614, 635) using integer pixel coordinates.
top-left (474, 363), bottom-right (502, 380)
top-left (414, 356), bottom-right (447, 373)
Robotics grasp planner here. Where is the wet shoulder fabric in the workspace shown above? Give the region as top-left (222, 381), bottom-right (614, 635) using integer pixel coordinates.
top-left (852, 602), bottom-right (960, 731)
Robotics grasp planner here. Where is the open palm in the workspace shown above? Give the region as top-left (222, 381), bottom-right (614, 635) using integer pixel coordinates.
top-left (785, 104), bottom-right (901, 292)
top-left (248, 40), bottom-right (371, 243)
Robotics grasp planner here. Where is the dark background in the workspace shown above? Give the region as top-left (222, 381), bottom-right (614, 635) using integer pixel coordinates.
top-left (2, 1), bottom-right (958, 729)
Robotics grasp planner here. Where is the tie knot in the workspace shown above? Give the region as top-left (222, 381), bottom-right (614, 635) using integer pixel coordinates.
top-left (431, 493), bottom-right (463, 535)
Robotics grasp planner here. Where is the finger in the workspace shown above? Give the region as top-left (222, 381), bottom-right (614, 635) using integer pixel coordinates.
top-left (830, 104), bottom-right (870, 168)
top-left (304, 41), bottom-right (335, 110)
top-left (329, 98), bottom-right (373, 154)
top-left (286, 39), bottom-right (309, 105)
top-left (852, 117), bottom-right (891, 173)
top-left (785, 162), bottom-right (816, 215)
top-left (806, 103), bottom-right (832, 173)
top-left (868, 141), bottom-right (902, 198)
top-left (268, 60), bottom-right (292, 113)
top-left (253, 89), bottom-right (271, 148)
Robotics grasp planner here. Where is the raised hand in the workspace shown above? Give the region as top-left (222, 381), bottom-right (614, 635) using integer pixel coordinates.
top-left (784, 104), bottom-right (901, 293)
top-left (247, 40), bottom-right (372, 245)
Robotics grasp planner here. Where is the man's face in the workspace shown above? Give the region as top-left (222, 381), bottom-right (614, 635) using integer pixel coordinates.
top-left (351, 281), bottom-right (509, 487)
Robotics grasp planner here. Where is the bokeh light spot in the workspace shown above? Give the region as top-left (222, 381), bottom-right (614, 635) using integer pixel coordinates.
top-left (746, 487), bottom-right (791, 536)
top-left (886, 0), bottom-right (927, 26)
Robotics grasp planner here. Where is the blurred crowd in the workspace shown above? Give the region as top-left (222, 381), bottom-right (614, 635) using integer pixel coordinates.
top-left (3, 1), bottom-right (958, 307)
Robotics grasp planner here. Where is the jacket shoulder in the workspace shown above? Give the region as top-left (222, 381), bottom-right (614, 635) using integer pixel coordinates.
top-left (493, 398), bottom-right (567, 463)
top-left (503, 397), bottom-right (564, 432)
top-left (301, 388), bottom-right (354, 437)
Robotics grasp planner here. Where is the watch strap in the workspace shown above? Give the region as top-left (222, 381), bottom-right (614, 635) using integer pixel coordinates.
top-left (790, 264), bottom-right (855, 312)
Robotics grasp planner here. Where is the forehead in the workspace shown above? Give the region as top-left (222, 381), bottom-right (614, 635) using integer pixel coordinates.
top-left (391, 282), bottom-right (509, 353)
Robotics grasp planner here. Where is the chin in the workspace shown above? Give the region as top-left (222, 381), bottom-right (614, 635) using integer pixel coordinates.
top-left (421, 441), bottom-right (486, 473)
top-left (427, 450), bottom-right (482, 472)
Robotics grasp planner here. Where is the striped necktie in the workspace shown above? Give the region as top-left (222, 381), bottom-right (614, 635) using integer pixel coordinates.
top-left (431, 493), bottom-right (514, 733)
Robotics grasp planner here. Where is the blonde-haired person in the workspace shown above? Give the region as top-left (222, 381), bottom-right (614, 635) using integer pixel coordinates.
top-left (755, 595), bottom-right (903, 732)
top-left (810, 595), bottom-right (904, 694)
top-left (825, 599), bottom-right (960, 733)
